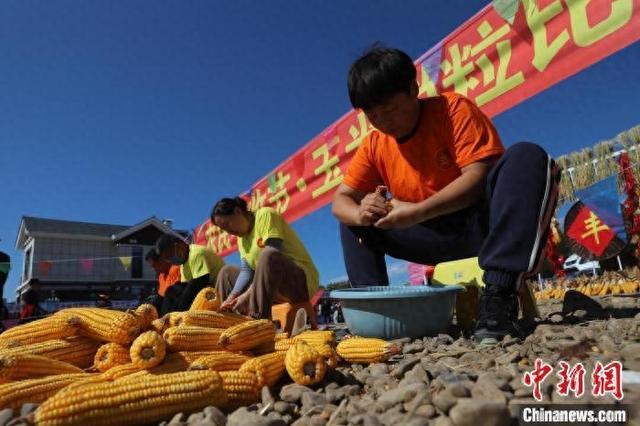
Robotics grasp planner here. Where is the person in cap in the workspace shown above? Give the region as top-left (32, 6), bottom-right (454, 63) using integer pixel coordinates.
top-left (155, 234), bottom-right (225, 315)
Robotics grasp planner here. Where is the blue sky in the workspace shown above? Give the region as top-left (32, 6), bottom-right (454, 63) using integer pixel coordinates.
top-left (1, 1), bottom-right (639, 299)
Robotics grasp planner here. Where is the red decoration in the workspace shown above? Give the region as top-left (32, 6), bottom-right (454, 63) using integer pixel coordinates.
top-left (617, 152), bottom-right (640, 258)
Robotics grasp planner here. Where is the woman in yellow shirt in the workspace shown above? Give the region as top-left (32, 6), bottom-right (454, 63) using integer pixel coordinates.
top-left (211, 197), bottom-right (319, 319)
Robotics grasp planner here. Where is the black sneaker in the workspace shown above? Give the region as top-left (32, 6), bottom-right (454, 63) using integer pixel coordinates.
top-left (473, 292), bottom-right (520, 345)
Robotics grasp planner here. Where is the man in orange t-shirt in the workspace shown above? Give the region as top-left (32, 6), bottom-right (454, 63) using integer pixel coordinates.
top-left (332, 47), bottom-right (560, 344)
top-left (145, 249), bottom-right (181, 308)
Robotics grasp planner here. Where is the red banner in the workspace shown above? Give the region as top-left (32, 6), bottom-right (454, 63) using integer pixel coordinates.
top-left (195, 0), bottom-right (640, 256)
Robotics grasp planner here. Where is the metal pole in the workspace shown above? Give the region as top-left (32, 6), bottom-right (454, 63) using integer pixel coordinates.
top-left (617, 255), bottom-right (623, 271)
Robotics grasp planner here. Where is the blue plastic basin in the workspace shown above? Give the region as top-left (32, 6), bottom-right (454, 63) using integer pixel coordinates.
top-left (331, 285), bottom-right (464, 339)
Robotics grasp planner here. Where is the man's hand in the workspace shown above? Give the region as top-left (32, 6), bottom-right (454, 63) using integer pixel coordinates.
top-left (358, 188), bottom-right (390, 226)
top-left (219, 293), bottom-right (239, 311)
top-left (374, 199), bottom-right (421, 229)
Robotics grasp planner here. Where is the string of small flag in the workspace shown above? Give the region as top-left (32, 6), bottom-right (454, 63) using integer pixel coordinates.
top-left (28, 255), bottom-right (139, 277)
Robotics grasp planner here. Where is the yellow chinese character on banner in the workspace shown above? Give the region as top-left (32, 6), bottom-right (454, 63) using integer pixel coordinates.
top-left (440, 20), bottom-right (524, 106)
top-left (268, 171), bottom-right (291, 214)
top-left (311, 143), bottom-right (343, 199)
top-left (345, 111), bottom-right (373, 154)
top-left (580, 211), bottom-right (611, 245)
top-left (249, 188), bottom-right (267, 211)
top-left (205, 226), bottom-right (231, 254)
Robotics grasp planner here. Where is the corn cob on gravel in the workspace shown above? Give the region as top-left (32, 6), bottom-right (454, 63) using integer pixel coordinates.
top-left (219, 371), bottom-right (260, 409)
top-left (94, 343), bottom-right (131, 372)
top-left (285, 340), bottom-right (326, 386)
top-left (129, 330), bottom-right (166, 369)
top-left (239, 351), bottom-right (286, 388)
top-left (218, 319), bottom-right (276, 351)
top-left (34, 370), bottom-right (227, 426)
top-left (336, 337), bottom-right (400, 364)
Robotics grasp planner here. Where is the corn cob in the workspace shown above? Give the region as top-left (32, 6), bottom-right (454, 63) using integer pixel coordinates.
top-left (0, 373), bottom-right (92, 410)
top-left (175, 310), bottom-right (250, 328)
top-left (57, 308), bottom-right (141, 345)
top-left (219, 371), bottom-right (259, 408)
top-left (218, 319), bottom-right (276, 351)
top-left (314, 344), bottom-right (338, 369)
top-left (130, 331), bottom-right (166, 369)
top-left (163, 326), bottom-right (224, 352)
top-left (336, 337), bottom-right (400, 364)
top-left (4, 337), bottom-right (100, 368)
top-left (239, 351), bottom-right (285, 388)
top-left (285, 340), bottom-right (326, 386)
top-left (94, 343), bottom-right (131, 372)
top-left (34, 370), bottom-right (227, 426)
top-left (189, 352), bottom-right (250, 372)
top-left (0, 315), bottom-right (79, 347)
top-left (275, 338), bottom-right (296, 352)
top-left (150, 317), bottom-right (169, 334)
top-left (294, 330), bottom-right (335, 346)
top-left (190, 287), bottom-right (220, 311)
top-left (146, 352), bottom-right (192, 374)
top-left (133, 304), bottom-right (158, 330)
top-left (0, 354), bottom-right (84, 383)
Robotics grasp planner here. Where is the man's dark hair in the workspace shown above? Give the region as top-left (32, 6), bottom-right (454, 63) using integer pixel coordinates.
top-left (211, 197), bottom-right (248, 220)
top-left (155, 234), bottom-right (183, 255)
top-left (145, 248), bottom-right (160, 262)
top-left (348, 46), bottom-right (416, 110)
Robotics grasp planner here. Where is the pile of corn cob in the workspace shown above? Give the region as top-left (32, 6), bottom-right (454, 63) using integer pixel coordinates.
top-left (533, 269), bottom-right (640, 301)
top-left (0, 287), bottom-right (400, 425)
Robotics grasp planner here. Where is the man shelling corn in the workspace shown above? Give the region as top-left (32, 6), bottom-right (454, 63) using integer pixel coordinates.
top-left (331, 46), bottom-right (560, 344)
top-left (155, 234), bottom-right (225, 315)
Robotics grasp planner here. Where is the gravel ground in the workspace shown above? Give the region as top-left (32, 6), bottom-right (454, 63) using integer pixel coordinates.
top-left (2, 293), bottom-right (638, 426)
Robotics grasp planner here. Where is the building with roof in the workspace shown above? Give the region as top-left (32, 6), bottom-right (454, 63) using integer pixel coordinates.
top-left (14, 216), bottom-right (190, 305)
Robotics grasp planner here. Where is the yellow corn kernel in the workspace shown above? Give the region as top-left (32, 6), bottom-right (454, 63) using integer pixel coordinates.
top-left (239, 352), bottom-right (285, 388)
top-left (285, 340), bottom-right (326, 386)
top-left (274, 338), bottom-right (296, 353)
top-left (219, 371), bottom-right (259, 408)
top-left (189, 352), bottom-right (250, 372)
top-left (218, 319), bottom-right (276, 352)
top-left (0, 354), bottom-right (83, 383)
top-left (57, 308), bottom-right (141, 345)
top-left (163, 326), bottom-right (224, 352)
top-left (190, 287), bottom-right (220, 311)
top-left (0, 373), bottom-right (92, 410)
top-left (274, 332), bottom-right (289, 341)
top-left (175, 310), bottom-right (250, 328)
top-left (130, 331), bottom-right (166, 369)
top-left (94, 343), bottom-right (131, 372)
top-left (34, 370), bottom-right (227, 426)
top-left (0, 315), bottom-right (79, 347)
top-left (4, 337), bottom-right (100, 369)
top-left (336, 337), bottom-right (400, 364)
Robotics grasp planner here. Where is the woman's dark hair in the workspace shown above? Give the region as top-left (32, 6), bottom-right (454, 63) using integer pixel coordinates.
top-left (211, 197), bottom-right (248, 219)
top-left (348, 46), bottom-right (416, 110)
top-left (23, 289), bottom-right (39, 305)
